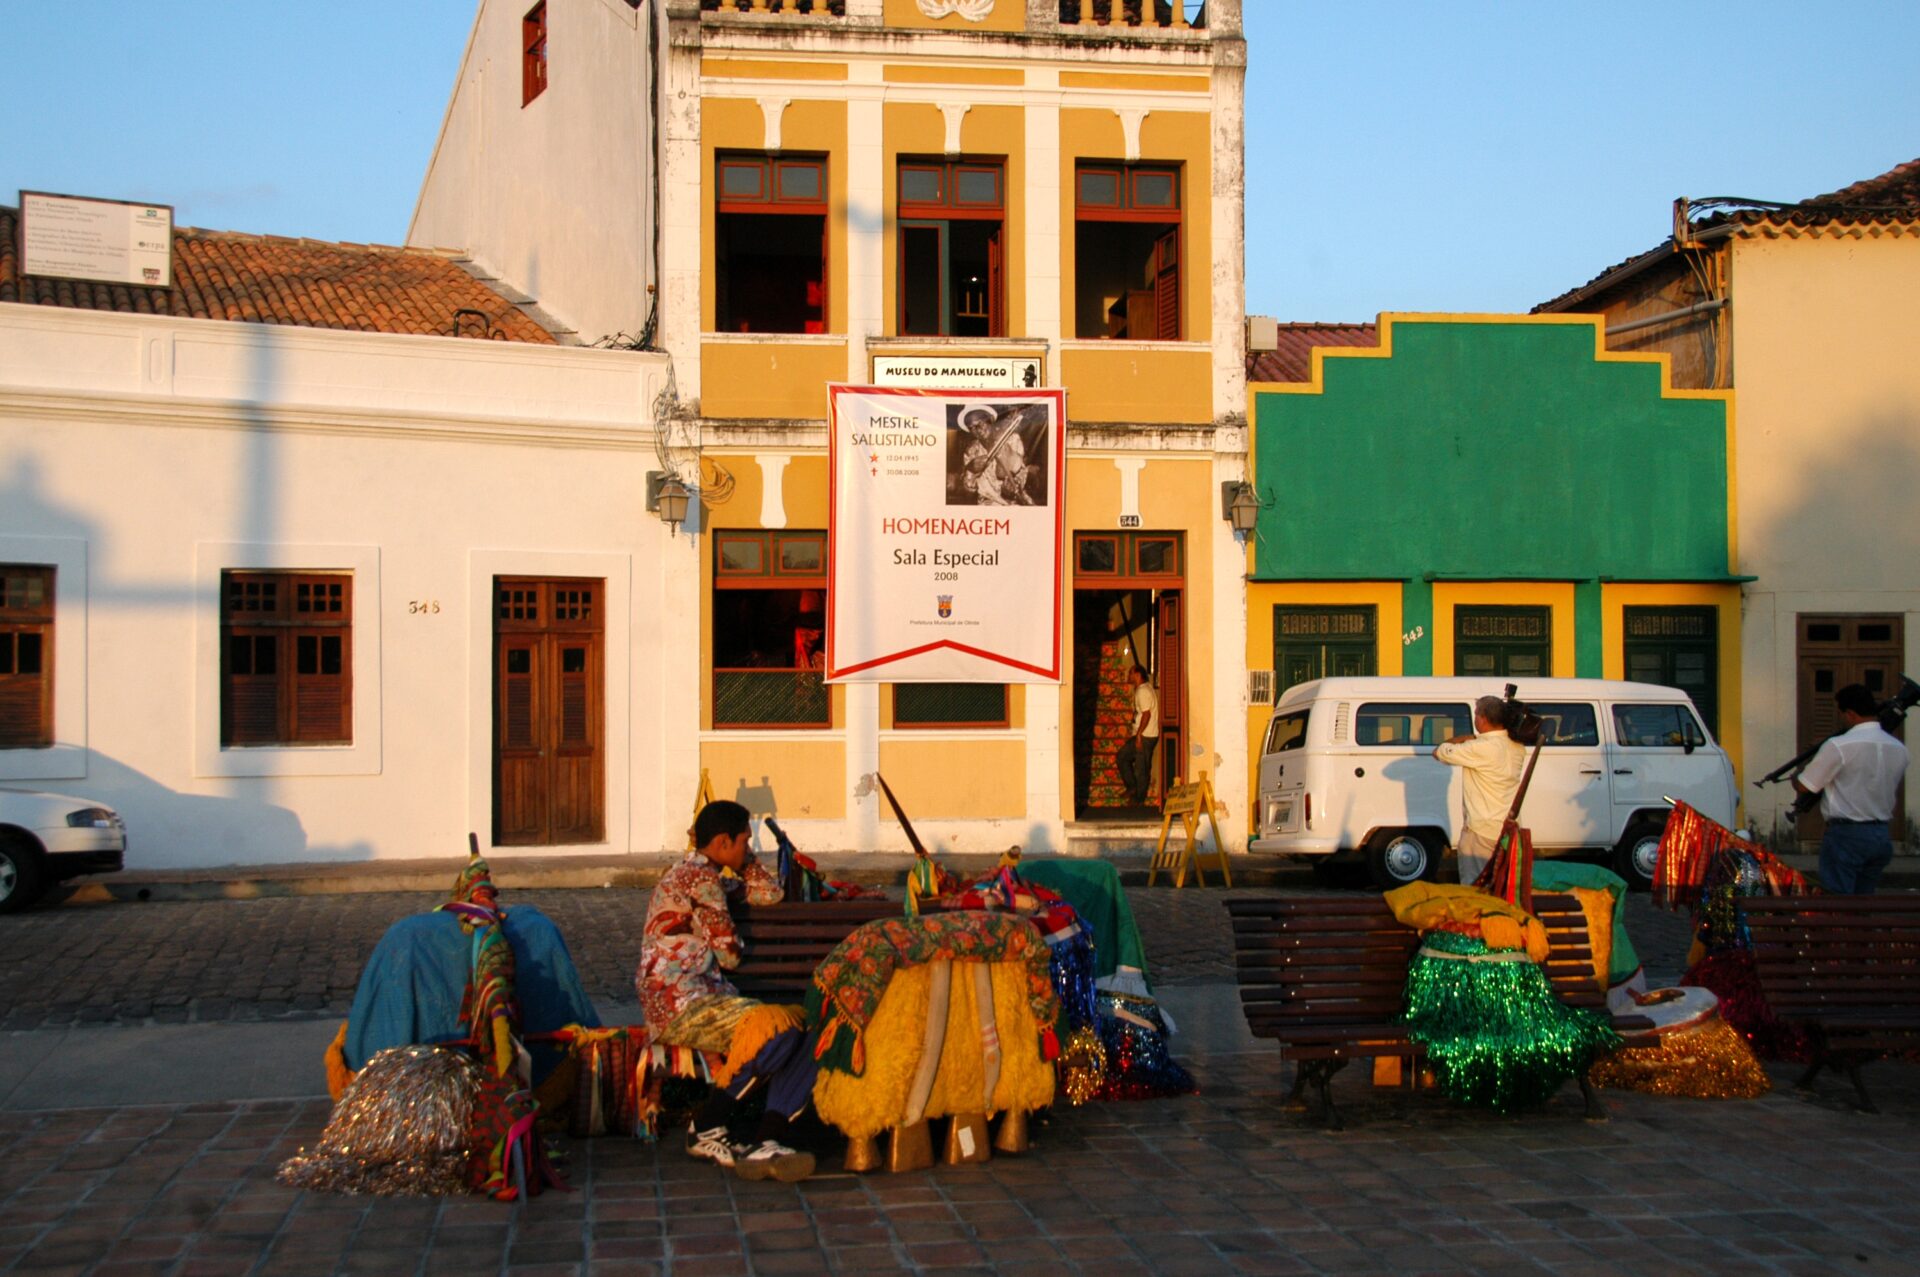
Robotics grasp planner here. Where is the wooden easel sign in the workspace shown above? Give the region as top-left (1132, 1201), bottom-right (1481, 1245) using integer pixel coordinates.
top-left (1148, 770), bottom-right (1233, 888)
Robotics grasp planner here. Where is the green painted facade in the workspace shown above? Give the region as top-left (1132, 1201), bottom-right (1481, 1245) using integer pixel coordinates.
top-left (1251, 318), bottom-right (1734, 677)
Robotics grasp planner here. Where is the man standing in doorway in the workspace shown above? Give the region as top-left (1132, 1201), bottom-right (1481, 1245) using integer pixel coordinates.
top-left (1794, 683), bottom-right (1909, 894)
top-left (1117, 666), bottom-right (1160, 808)
top-left (1435, 695), bottom-right (1526, 883)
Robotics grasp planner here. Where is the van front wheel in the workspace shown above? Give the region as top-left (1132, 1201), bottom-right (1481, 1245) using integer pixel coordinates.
top-left (1614, 821), bottom-right (1663, 891)
top-left (1367, 830), bottom-right (1439, 889)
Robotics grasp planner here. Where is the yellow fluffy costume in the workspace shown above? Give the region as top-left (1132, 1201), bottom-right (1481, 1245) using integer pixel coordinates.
top-left (813, 960), bottom-right (1055, 1140)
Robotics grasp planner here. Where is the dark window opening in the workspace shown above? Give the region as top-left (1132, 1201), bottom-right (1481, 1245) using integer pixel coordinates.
top-left (716, 155), bottom-right (828, 334)
top-left (713, 531), bottom-right (829, 728)
top-left (1074, 163), bottom-right (1180, 340)
top-left (522, 3), bottom-right (548, 106)
top-left (898, 159), bottom-right (1004, 337)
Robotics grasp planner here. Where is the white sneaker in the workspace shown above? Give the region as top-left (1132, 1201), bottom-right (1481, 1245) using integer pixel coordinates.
top-left (685, 1123), bottom-right (746, 1168)
top-left (732, 1139), bottom-right (815, 1183)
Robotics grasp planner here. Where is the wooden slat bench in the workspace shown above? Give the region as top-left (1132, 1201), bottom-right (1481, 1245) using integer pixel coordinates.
top-left (1745, 895), bottom-right (1920, 1113)
top-left (730, 899), bottom-right (901, 1004)
top-left (1224, 892), bottom-right (1656, 1127)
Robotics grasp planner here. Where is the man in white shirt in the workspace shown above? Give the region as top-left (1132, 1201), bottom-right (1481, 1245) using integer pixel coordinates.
top-left (1434, 695), bottom-right (1527, 884)
top-left (1116, 667), bottom-right (1160, 807)
top-left (1794, 683), bottom-right (1910, 894)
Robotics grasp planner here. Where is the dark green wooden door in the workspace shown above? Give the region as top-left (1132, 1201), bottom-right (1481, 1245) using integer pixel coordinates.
top-left (1455, 605), bottom-right (1550, 678)
top-left (1274, 606), bottom-right (1376, 698)
top-left (1623, 606), bottom-right (1718, 735)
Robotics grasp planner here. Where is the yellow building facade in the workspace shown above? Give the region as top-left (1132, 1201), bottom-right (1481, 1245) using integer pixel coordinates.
top-left (660, 0), bottom-right (1250, 854)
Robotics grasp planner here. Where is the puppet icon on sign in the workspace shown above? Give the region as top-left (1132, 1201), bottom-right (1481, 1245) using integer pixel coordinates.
top-left (1020, 362), bottom-right (1039, 388)
top-left (947, 401), bottom-right (1048, 507)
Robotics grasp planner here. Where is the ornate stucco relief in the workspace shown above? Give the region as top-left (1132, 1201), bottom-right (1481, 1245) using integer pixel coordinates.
top-left (917, 0), bottom-right (995, 21)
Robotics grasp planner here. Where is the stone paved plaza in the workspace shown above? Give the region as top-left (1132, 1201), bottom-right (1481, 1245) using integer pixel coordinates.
top-left (2, 1052), bottom-right (1917, 1276)
top-left (0, 885), bottom-right (1700, 1031)
top-left (2, 884), bottom-right (1916, 1274)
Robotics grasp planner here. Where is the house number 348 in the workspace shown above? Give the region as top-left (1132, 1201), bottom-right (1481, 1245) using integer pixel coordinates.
top-left (408, 600), bottom-right (442, 615)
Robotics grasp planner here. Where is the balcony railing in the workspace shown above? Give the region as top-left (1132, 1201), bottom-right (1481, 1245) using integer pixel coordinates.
top-left (1061, 1), bottom-right (1207, 29)
top-left (697, 0), bottom-right (1210, 31)
top-left (700, 0), bottom-right (845, 14)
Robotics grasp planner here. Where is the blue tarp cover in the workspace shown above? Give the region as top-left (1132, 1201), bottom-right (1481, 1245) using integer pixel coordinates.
top-left (344, 906), bottom-right (601, 1083)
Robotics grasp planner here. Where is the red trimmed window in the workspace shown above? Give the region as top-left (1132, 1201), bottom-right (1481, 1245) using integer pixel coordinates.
top-left (1074, 162), bottom-right (1181, 340)
top-left (522, 3), bottom-right (548, 106)
top-left (0, 565), bottom-right (53, 751)
top-left (898, 158), bottom-right (1005, 337)
top-left (221, 571), bottom-right (353, 746)
top-left (716, 154), bottom-right (828, 334)
top-left (712, 531), bottom-right (830, 727)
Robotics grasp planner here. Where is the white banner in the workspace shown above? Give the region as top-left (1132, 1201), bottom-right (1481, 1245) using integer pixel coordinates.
top-left (827, 385), bottom-right (1065, 683)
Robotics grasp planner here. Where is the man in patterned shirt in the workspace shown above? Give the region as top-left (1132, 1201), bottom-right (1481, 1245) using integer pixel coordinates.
top-left (638, 800), bottom-right (816, 1181)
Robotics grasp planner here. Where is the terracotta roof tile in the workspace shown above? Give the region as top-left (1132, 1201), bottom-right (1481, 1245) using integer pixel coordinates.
top-left (0, 205), bottom-right (559, 345)
top-left (1245, 322), bottom-right (1380, 382)
top-left (1537, 156), bottom-right (1920, 312)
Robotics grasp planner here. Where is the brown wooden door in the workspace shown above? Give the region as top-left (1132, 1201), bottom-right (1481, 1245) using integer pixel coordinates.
top-left (494, 578), bottom-right (605, 846)
top-left (1795, 613), bottom-right (1904, 843)
top-left (1157, 588), bottom-right (1185, 796)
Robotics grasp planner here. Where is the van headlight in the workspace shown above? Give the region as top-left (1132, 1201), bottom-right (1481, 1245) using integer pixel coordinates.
top-left (66, 808), bottom-right (120, 829)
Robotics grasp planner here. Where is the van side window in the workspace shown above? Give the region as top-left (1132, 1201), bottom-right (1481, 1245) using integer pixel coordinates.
top-left (1612, 703), bottom-right (1708, 748)
top-left (1264, 709), bottom-right (1309, 755)
top-left (1355, 702), bottom-right (1470, 747)
top-left (1529, 702), bottom-right (1599, 746)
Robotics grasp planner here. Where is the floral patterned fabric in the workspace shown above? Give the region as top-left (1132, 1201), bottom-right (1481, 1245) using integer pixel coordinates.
top-left (636, 853), bottom-right (782, 1029)
top-left (806, 910), bottom-right (1063, 1076)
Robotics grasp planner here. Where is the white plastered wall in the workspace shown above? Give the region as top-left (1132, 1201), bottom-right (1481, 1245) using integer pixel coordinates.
top-left (0, 306), bottom-right (673, 868)
top-left (409, 0), bottom-right (656, 344)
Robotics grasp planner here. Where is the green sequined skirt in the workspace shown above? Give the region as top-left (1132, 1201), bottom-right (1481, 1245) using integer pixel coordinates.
top-left (1402, 930), bottom-right (1619, 1113)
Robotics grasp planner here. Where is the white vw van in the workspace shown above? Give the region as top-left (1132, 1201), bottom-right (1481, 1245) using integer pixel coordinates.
top-left (1247, 677), bottom-right (1737, 889)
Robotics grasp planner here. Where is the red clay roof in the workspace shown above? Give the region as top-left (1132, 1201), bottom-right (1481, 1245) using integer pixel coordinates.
top-left (0, 205), bottom-right (558, 344)
top-left (1246, 322), bottom-right (1379, 382)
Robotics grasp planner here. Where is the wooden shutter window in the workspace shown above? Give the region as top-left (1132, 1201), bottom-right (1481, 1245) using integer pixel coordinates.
top-left (522, 2), bottom-right (548, 106)
top-left (220, 570), bottom-right (352, 747)
top-left (0, 564), bottom-right (55, 750)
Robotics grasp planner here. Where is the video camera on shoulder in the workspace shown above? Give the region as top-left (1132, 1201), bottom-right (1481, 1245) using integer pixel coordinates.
top-left (1878, 675), bottom-right (1920, 731)
top-left (1502, 682), bottom-right (1545, 747)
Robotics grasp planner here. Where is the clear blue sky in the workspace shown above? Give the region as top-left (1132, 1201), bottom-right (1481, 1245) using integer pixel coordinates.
top-left (5, 2), bottom-right (1917, 323)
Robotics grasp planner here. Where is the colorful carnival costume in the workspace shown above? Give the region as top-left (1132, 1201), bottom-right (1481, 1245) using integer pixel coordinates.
top-left (808, 909), bottom-right (1063, 1170)
top-left (1657, 802), bottom-right (1814, 1061)
top-left (291, 852), bottom-right (569, 1200)
top-left (1385, 883), bottom-right (1619, 1113)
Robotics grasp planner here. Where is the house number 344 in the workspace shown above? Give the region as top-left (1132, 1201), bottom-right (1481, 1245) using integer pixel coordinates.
top-left (408, 600), bottom-right (442, 615)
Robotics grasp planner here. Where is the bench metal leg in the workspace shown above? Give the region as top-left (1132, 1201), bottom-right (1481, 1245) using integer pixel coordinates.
top-left (1576, 1069), bottom-right (1609, 1122)
top-left (1282, 1059), bottom-right (1310, 1111)
top-left (1844, 1060), bottom-right (1879, 1115)
top-left (1795, 1057), bottom-right (1825, 1092)
top-left (1301, 1058), bottom-right (1347, 1130)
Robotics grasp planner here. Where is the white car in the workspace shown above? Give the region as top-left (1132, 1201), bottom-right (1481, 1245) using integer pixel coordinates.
top-left (1248, 676), bottom-right (1739, 889)
top-left (0, 788), bottom-right (127, 912)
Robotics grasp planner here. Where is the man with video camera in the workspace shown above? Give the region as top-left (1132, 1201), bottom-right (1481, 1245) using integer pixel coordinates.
top-left (1793, 684), bottom-right (1910, 894)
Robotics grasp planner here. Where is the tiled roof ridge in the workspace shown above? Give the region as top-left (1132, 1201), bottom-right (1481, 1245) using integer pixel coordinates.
top-left (1804, 155), bottom-right (1920, 208)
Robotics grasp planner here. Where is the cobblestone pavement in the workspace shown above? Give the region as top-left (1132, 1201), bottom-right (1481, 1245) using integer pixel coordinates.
top-left (0, 885), bottom-right (1704, 1030)
top-left (2, 1052), bottom-right (1917, 1276)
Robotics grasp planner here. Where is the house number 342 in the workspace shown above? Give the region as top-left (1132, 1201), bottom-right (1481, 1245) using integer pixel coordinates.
top-left (408, 600), bottom-right (442, 615)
